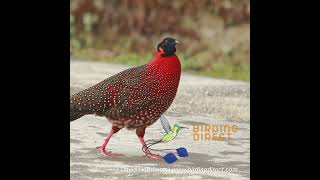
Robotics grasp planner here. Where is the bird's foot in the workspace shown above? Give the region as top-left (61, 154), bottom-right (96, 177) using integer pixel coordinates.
top-left (144, 153), bottom-right (161, 160)
top-left (96, 146), bottom-right (121, 157)
top-left (101, 150), bottom-right (122, 157)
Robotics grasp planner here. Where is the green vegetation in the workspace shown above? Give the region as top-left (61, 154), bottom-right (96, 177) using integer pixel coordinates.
top-left (72, 49), bottom-right (249, 81)
top-left (70, 0), bottom-right (250, 81)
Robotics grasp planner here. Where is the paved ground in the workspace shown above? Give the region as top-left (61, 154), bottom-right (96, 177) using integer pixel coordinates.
top-left (70, 60), bottom-right (250, 180)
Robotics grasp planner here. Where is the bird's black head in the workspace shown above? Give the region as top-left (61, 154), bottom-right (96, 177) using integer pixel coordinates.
top-left (157, 37), bottom-right (179, 57)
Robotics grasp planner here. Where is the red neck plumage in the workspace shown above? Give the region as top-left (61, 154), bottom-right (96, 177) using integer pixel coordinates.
top-left (148, 51), bottom-right (181, 73)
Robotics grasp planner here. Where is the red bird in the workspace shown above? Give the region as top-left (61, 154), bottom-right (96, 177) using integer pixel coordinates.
top-left (70, 37), bottom-right (181, 160)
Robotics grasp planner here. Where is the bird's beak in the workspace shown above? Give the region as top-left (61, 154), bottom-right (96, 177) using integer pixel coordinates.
top-left (175, 40), bottom-right (179, 44)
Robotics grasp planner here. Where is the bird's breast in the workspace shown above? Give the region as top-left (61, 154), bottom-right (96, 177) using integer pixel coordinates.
top-left (147, 55), bottom-right (181, 94)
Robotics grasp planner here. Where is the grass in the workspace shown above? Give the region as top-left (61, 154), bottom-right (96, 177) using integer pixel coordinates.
top-left (71, 48), bottom-right (249, 81)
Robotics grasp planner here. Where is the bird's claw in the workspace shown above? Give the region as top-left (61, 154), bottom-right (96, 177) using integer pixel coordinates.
top-left (96, 146), bottom-right (121, 157)
top-left (101, 150), bottom-right (122, 157)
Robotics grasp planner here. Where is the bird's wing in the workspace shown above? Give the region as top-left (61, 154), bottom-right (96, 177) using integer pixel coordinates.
top-left (70, 65), bottom-right (151, 116)
top-left (105, 65), bottom-right (159, 119)
top-left (160, 115), bottom-right (172, 133)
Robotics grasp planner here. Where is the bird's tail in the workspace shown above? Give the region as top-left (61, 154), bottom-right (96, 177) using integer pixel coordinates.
top-left (70, 110), bottom-right (85, 122)
top-left (70, 95), bottom-right (87, 122)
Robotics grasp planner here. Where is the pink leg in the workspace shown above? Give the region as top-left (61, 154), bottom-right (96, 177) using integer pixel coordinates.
top-left (137, 126), bottom-right (161, 160)
top-left (96, 126), bottom-right (122, 157)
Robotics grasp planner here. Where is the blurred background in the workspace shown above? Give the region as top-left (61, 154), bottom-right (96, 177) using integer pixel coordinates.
top-left (70, 0), bottom-right (250, 81)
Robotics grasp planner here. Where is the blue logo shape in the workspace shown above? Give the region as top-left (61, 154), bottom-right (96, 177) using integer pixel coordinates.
top-left (163, 153), bottom-right (178, 164)
top-left (176, 147), bottom-right (189, 157)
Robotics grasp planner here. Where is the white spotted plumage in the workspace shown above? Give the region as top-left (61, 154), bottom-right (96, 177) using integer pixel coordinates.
top-left (70, 40), bottom-right (181, 131)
